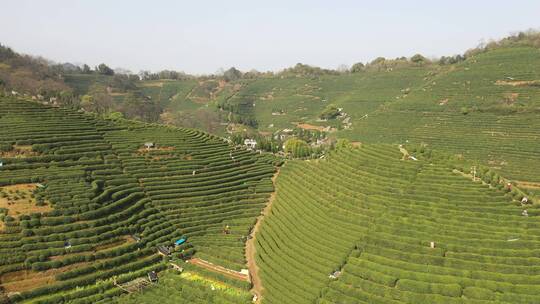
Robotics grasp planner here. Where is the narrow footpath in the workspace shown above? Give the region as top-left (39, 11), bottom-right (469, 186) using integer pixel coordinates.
top-left (245, 168), bottom-right (281, 302)
top-left (188, 258), bottom-right (249, 282)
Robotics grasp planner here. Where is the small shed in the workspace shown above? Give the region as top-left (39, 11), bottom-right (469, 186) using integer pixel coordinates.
top-left (156, 245), bottom-right (171, 256)
top-left (521, 197), bottom-right (529, 204)
top-left (147, 271), bottom-right (158, 283)
top-left (174, 238), bottom-right (186, 246)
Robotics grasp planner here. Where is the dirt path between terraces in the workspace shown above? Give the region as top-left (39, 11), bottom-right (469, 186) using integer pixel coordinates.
top-left (245, 168), bottom-right (281, 303)
top-left (188, 258), bottom-right (249, 282)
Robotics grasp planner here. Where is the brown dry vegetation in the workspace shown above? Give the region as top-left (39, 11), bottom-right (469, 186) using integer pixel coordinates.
top-left (515, 181), bottom-right (540, 190)
top-left (502, 92), bottom-right (519, 104)
top-left (296, 123), bottom-right (326, 131)
top-left (0, 262), bottom-right (90, 293)
top-left (0, 145), bottom-right (40, 158)
top-left (188, 258), bottom-right (249, 282)
top-left (0, 184), bottom-right (52, 218)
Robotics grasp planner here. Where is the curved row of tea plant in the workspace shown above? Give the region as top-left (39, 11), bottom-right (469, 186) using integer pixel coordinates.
top-left (0, 97), bottom-right (276, 303)
top-left (255, 144), bottom-right (539, 303)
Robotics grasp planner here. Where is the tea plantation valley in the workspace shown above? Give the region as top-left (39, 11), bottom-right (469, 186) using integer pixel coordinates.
top-left (0, 32), bottom-right (540, 304)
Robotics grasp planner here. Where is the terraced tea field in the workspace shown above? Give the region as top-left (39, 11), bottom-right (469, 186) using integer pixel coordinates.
top-left (0, 97), bottom-right (277, 303)
top-left (335, 46), bottom-right (540, 187)
top-left (348, 111), bottom-right (540, 184)
top-left (1, 45), bottom-right (539, 304)
top-left (255, 145), bottom-right (540, 303)
top-left (115, 268), bottom-right (252, 304)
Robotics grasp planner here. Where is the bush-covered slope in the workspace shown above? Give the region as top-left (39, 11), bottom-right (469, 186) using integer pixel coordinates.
top-left (256, 145), bottom-right (539, 303)
top-left (0, 96), bottom-right (277, 303)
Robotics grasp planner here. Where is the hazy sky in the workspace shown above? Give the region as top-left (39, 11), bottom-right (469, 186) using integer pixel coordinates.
top-left (1, 0), bottom-right (539, 74)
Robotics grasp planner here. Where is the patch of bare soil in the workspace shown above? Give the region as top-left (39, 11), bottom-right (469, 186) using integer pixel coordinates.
top-left (438, 98), bottom-right (449, 106)
top-left (1, 262), bottom-right (90, 293)
top-left (296, 123), bottom-right (326, 132)
top-left (0, 184), bottom-right (51, 218)
top-left (503, 92), bottom-right (519, 104)
top-left (515, 181), bottom-right (540, 190)
top-left (188, 258), bottom-right (249, 282)
top-left (0, 145), bottom-right (40, 158)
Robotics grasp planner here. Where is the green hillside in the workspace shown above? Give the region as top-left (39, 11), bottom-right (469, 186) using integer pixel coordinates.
top-left (57, 45), bottom-right (540, 191)
top-left (195, 45), bottom-right (540, 190)
top-left (256, 145), bottom-right (540, 303)
top-left (348, 46), bottom-right (540, 184)
top-left (0, 96), bottom-right (277, 303)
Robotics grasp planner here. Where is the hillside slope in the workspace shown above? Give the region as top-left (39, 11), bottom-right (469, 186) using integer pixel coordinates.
top-left (204, 46), bottom-right (540, 187)
top-left (0, 97), bottom-right (277, 303)
top-left (256, 145), bottom-right (540, 303)
top-left (349, 46), bottom-right (540, 184)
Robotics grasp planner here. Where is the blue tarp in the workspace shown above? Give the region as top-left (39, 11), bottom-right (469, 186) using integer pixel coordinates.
top-left (175, 238), bottom-right (186, 246)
